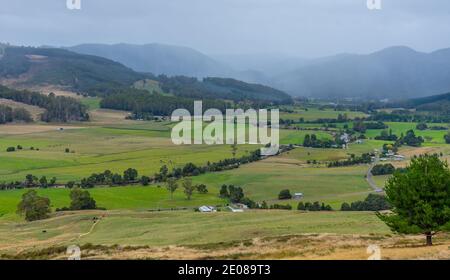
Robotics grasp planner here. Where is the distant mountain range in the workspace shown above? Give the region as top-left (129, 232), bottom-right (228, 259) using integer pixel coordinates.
top-left (3, 43), bottom-right (450, 101)
top-left (67, 44), bottom-right (450, 100)
top-left (274, 46), bottom-right (450, 99)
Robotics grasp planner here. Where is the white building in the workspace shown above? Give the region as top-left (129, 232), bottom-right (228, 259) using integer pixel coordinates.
top-left (293, 193), bottom-right (304, 199)
top-left (198, 206), bottom-right (216, 213)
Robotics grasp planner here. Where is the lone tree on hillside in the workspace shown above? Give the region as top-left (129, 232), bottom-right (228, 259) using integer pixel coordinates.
top-left (377, 154), bottom-right (450, 246)
top-left (166, 177), bottom-right (178, 200)
top-left (182, 178), bottom-right (195, 200)
top-left (17, 190), bottom-right (51, 221)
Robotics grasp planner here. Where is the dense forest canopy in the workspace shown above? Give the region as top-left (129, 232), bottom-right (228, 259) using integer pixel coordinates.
top-left (0, 104), bottom-right (32, 124)
top-left (158, 75), bottom-right (293, 104)
top-left (100, 88), bottom-right (231, 116)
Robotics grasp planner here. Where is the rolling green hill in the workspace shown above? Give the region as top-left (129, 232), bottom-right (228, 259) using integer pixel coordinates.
top-left (404, 92), bottom-right (450, 113)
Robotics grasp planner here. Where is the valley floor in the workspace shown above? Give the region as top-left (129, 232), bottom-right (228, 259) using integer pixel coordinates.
top-left (0, 107), bottom-right (449, 260)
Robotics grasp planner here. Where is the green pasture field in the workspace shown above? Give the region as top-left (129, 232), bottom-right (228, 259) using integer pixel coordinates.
top-left (365, 122), bottom-right (449, 145)
top-left (372, 175), bottom-right (390, 189)
top-left (0, 114), bottom-right (338, 183)
top-left (0, 116), bottom-right (386, 221)
top-left (279, 146), bottom-right (348, 162)
top-left (79, 97), bottom-right (102, 110)
top-left (0, 124), bottom-right (261, 182)
top-left (280, 108), bottom-right (367, 122)
top-left (346, 140), bottom-right (387, 154)
top-left (293, 122), bottom-right (349, 130)
top-left (0, 185), bottom-right (225, 221)
top-left (0, 210), bottom-right (389, 253)
top-left (192, 159), bottom-right (373, 209)
top-left (279, 129), bottom-right (333, 145)
top-left (0, 144), bottom-right (376, 220)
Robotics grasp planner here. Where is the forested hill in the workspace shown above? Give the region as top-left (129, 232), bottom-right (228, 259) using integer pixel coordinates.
top-left (0, 46), bottom-right (292, 104)
top-left (0, 46), bottom-right (146, 95)
top-left (389, 92), bottom-right (450, 113)
top-left (158, 76), bottom-right (293, 104)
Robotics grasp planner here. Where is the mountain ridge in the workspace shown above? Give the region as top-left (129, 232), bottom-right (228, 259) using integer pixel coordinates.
top-left (67, 43), bottom-right (233, 78)
top-left (274, 46), bottom-right (450, 99)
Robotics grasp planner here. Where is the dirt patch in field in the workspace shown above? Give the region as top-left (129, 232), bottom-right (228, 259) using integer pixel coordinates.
top-left (93, 234), bottom-right (450, 260)
top-left (400, 146), bottom-right (442, 158)
top-left (89, 109), bottom-right (138, 125)
top-left (0, 77), bottom-right (81, 99)
top-left (26, 85), bottom-right (82, 99)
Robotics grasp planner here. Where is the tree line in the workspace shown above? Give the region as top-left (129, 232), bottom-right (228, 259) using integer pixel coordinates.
top-left (0, 148), bottom-right (268, 191)
top-left (303, 134), bottom-right (337, 148)
top-left (0, 104), bottom-right (32, 123)
top-left (368, 111), bottom-right (450, 123)
top-left (17, 188), bottom-right (98, 222)
top-left (341, 194), bottom-right (391, 211)
top-left (328, 153), bottom-right (373, 168)
top-left (100, 88), bottom-right (231, 116)
top-left (371, 163), bottom-right (396, 176)
top-left (158, 75), bottom-right (293, 105)
top-left (0, 85), bottom-right (89, 122)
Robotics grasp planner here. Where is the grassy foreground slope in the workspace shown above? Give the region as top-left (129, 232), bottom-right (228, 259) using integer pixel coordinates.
top-left (0, 210), bottom-right (389, 253)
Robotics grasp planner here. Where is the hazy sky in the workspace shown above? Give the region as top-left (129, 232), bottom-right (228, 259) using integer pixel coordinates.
top-left (1, 0), bottom-right (449, 57)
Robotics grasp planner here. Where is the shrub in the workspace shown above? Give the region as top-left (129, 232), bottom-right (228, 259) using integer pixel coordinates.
top-left (123, 168), bottom-right (138, 182)
top-left (340, 202), bottom-right (351, 211)
top-left (416, 123), bottom-right (428, 130)
top-left (140, 176), bottom-right (150, 186)
top-left (371, 163), bottom-right (395, 176)
top-left (445, 132), bottom-right (450, 144)
top-left (260, 201), bottom-right (268, 209)
top-left (278, 189), bottom-right (292, 200)
top-left (6, 147), bottom-right (15, 152)
top-left (298, 201), bottom-right (333, 211)
top-left (196, 184), bottom-right (208, 194)
top-left (270, 204), bottom-right (292, 210)
top-left (219, 185), bottom-right (229, 198)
